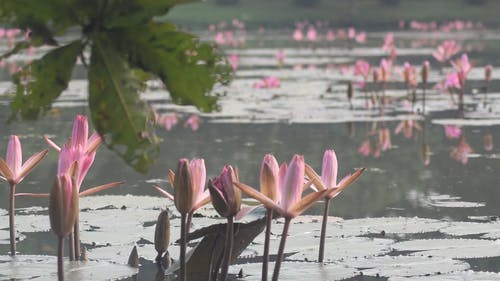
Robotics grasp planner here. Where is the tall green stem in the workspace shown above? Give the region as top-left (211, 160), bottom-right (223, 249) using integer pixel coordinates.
top-left (219, 216), bottom-right (234, 281)
top-left (179, 213), bottom-right (187, 281)
top-left (9, 184), bottom-right (16, 256)
top-left (262, 209), bottom-right (273, 281)
top-left (57, 236), bottom-right (65, 281)
top-left (318, 198), bottom-right (331, 263)
top-left (272, 217), bottom-right (291, 281)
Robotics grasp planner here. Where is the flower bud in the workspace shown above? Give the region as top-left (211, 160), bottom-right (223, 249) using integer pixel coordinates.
top-left (421, 61), bottom-right (430, 84)
top-left (260, 154), bottom-right (280, 202)
top-left (173, 159), bottom-right (194, 214)
top-left (49, 173), bottom-right (79, 237)
top-left (154, 210), bottom-right (171, 258)
top-left (209, 165), bottom-right (241, 218)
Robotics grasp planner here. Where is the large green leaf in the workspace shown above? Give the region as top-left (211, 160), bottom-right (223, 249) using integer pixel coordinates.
top-left (110, 23), bottom-right (231, 112)
top-left (0, 0), bottom-right (78, 33)
top-left (104, 0), bottom-right (196, 28)
top-left (88, 36), bottom-right (159, 173)
top-left (10, 40), bottom-right (82, 119)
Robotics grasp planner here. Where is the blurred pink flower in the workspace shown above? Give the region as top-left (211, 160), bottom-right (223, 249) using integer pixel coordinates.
top-left (293, 28), bottom-right (303, 42)
top-left (184, 114), bottom-right (200, 131)
top-left (444, 125), bottom-right (462, 139)
top-left (354, 60), bottom-right (371, 80)
top-left (395, 119), bottom-right (422, 139)
top-left (355, 32), bottom-right (367, 44)
top-left (450, 136), bottom-right (473, 164)
top-left (432, 40), bottom-right (461, 63)
top-left (253, 76), bottom-right (281, 89)
top-left (307, 26), bottom-right (317, 42)
top-left (228, 54), bottom-right (239, 71)
top-left (382, 32), bottom-right (394, 51)
top-left (358, 139), bottom-right (371, 157)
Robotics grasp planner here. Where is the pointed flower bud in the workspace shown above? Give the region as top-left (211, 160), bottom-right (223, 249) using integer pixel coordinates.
top-left (154, 210), bottom-right (171, 257)
top-left (49, 172), bottom-right (79, 237)
top-left (209, 165), bottom-right (241, 218)
top-left (421, 60), bottom-right (430, 84)
top-left (260, 154), bottom-right (280, 202)
top-left (321, 150), bottom-right (338, 190)
top-left (173, 159), bottom-right (194, 215)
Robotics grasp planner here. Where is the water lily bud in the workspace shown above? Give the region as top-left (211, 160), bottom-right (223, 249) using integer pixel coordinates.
top-left (49, 173), bottom-right (79, 237)
top-left (128, 246), bottom-right (139, 268)
top-left (421, 61), bottom-right (430, 84)
top-left (173, 159), bottom-right (194, 214)
top-left (260, 154), bottom-right (280, 202)
top-left (321, 150), bottom-right (338, 190)
top-left (209, 165), bottom-right (241, 218)
top-left (154, 210), bottom-right (170, 258)
top-left (485, 65), bottom-right (493, 83)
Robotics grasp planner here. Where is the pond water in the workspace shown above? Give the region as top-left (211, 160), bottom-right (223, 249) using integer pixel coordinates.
top-left (0, 27), bottom-right (500, 280)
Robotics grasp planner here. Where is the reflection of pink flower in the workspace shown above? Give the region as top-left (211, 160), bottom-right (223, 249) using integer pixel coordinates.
top-left (355, 32), bottom-right (367, 44)
top-left (293, 28), bottom-right (303, 42)
top-left (184, 114), bottom-right (200, 131)
top-left (307, 26), bottom-right (317, 42)
top-left (484, 132), bottom-right (493, 151)
top-left (326, 30), bottom-right (335, 42)
top-left (395, 119), bottom-right (422, 139)
top-left (358, 139), bottom-right (371, 157)
top-left (253, 76), bottom-right (281, 89)
top-left (276, 50), bottom-right (285, 65)
top-left (158, 113), bottom-right (179, 131)
top-left (450, 136), bottom-right (473, 164)
top-left (228, 54), bottom-right (239, 71)
top-left (347, 27), bottom-right (356, 39)
top-left (378, 128), bottom-right (392, 151)
top-left (444, 125), bottom-right (462, 139)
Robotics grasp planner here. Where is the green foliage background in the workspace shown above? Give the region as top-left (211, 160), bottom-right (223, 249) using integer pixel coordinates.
top-left (0, 0), bottom-right (231, 172)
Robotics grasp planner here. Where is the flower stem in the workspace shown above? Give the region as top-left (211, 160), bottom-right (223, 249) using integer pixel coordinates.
top-left (219, 216), bottom-right (234, 281)
top-left (9, 184), bottom-right (16, 256)
top-left (57, 235), bottom-right (65, 281)
top-left (179, 213), bottom-right (187, 281)
top-left (272, 217), bottom-right (291, 281)
top-left (186, 212), bottom-right (193, 234)
top-left (68, 233), bottom-right (75, 261)
top-left (422, 83), bottom-right (427, 116)
top-left (262, 209), bottom-right (273, 281)
top-left (318, 198), bottom-right (331, 263)
top-left (74, 217), bottom-right (81, 260)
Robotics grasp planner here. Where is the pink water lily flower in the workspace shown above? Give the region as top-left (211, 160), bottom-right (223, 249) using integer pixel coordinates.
top-left (228, 54), bottom-right (239, 71)
top-left (432, 40), bottom-right (461, 63)
top-left (0, 135), bottom-right (48, 186)
top-left (354, 60), bottom-right (371, 80)
top-left (45, 115), bottom-right (101, 189)
top-left (382, 32), bottom-right (394, 52)
top-left (380, 58), bottom-right (392, 82)
top-left (358, 139), bottom-right (371, 157)
top-left (236, 155), bottom-right (327, 219)
top-left (293, 28), bottom-right (303, 42)
top-left (451, 53), bottom-right (472, 87)
top-left (305, 150), bottom-right (365, 200)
